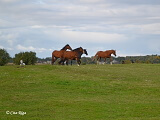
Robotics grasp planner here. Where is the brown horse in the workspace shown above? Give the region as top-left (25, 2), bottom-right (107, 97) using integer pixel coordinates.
top-left (59, 47), bottom-right (88, 66)
top-left (93, 50), bottom-right (116, 65)
top-left (52, 44), bottom-right (72, 65)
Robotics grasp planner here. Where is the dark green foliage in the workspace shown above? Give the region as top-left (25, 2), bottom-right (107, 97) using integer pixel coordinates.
top-left (13, 51), bottom-right (37, 65)
top-left (37, 55), bottom-right (160, 65)
top-left (81, 57), bottom-right (95, 64)
top-left (0, 49), bottom-right (10, 66)
top-left (122, 60), bottom-right (132, 64)
top-left (125, 55), bottom-right (160, 64)
top-left (80, 55), bottom-right (160, 64)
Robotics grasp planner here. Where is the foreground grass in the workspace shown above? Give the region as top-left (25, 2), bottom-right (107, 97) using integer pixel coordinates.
top-left (0, 64), bottom-right (160, 120)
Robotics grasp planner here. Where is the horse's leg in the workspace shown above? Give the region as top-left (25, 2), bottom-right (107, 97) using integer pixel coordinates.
top-left (104, 58), bottom-right (106, 65)
top-left (53, 57), bottom-right (58, 64)
top-left (96, 58), bottom-right (98, 64)
top-left (52, 57), bottom-right (58, 65)
top-left (97, 57), bottom-right (100, 65)
top-left (78, 59), bottom-right (81, 65)
top-left (58, 57), bottom-right (65, 65)
top-left (71, 60), bottom-right (72, 65)
top-left (66, 59), bottom-right (68, 65)
top-left (76, 58), bottom-right (80, 66)
top-left (62, 59), bottom-right (66, 65)
top-left (110, 57), bottom-right (112, 65)
top-left (61, 58), bottom-right (65, 65)
top-left (77, 61), bottom-right (80, 66)
top-left (58, 59), bottom-right (62, 65)
top-left (100, 57), bottom-right (102, 64)
top-left (52, 56), bottom-right (55, 65)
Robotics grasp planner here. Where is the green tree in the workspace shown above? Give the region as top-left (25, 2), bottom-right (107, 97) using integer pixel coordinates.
top-left (13, 51), bottom-right (37, 65)
top-left (0, 49), bottom-right (10, 66)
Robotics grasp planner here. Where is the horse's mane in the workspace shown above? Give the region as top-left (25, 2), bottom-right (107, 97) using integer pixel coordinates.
top-left (72, 47), bottom-right (82, 51)
top-left (105, 49), bottom-right (115, 52)
top-left (61, 44), bottom-right (69, 50)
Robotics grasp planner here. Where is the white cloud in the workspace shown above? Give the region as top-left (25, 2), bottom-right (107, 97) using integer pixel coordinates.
top-left (44, 29), bottom-right (127, 44)
top-left (17, 44), bottom-right (35, 51)
top-left (139, 23), bottom-right (160, 34)
top-left (103, 22), bottom-right (160, 35)
top-left (0, 32), bottom-right (18, 40)
top-left (16, 44), bottom-right (47, 53)
top-left (0, 0), bottom-right (160, 58)
top-left (62, 30), bottom-right (127, 43)
top-left (1, 0), bottom-right (159, 27)
top-left (118, 52), bottom-right (147, 57)
top-left (0, 0), bottom-right (21, 3)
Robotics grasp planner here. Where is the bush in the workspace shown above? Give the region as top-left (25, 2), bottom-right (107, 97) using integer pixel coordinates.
top-left (0, 49), bottom-right (10, 66)
top-left (13, 51), bottom-right (37, 65)
top-left (122, 60), bottom-right (132, 64)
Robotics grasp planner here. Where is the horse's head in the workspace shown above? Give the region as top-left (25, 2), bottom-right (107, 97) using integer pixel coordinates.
top-left (79, 47), bottom-right (84, 52)
top-left (83, 49), bottom-right (88, 55)
top-left (65, 44), bottom-right (72, 50)
top-left (73, 47), bottom-right (83, 53)
top-left (113, 50), bottom-right (116, 56)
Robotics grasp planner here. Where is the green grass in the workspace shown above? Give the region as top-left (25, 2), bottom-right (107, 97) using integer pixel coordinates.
top-left (0, 64), bottom-right (160, 120)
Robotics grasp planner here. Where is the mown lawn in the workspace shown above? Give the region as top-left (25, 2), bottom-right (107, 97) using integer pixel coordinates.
top-left (0, 64), bottom-right (160, 120)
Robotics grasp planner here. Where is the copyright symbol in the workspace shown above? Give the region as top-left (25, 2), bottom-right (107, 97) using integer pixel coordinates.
top-left (6, 111), bottom-right (10, 115)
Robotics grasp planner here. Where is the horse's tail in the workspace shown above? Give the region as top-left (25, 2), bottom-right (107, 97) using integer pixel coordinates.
top-left (52, 52), bottom-right (55, 65)
top-left (92, 53), bottom-right (98, 61)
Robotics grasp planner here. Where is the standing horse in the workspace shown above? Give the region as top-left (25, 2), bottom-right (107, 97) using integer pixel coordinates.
top-left (52, 44), bottom-right (72, 65)
top-left (59, 47), bottom-right (88, 66)
top-left (93, 50), bottom-right (116, 65)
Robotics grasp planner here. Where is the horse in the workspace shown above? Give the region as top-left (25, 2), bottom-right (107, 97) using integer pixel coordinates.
top-left (52, 44), bottom-right (72, 65)
top-left (59, 47), bottom-right (88, 66)
top-left (93, 50), bottom-right (116, 65)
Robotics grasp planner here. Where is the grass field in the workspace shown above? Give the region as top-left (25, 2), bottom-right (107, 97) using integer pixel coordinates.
top-left (0, 64), bottom-right (160, 120)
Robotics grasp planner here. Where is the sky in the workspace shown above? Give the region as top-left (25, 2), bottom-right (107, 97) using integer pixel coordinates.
top-left (0, 0), bottom-right (160, 58)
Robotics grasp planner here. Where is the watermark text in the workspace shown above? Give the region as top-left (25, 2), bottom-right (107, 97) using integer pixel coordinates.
top-left (6, 111), bottom-right (26, 116)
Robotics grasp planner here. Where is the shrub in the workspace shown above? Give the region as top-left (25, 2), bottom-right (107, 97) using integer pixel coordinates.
top-left (13, 51), bottom-right (37, 65)
top-left (0, 49), bottom-right (10, 66)
top-left (122, 60), bottom-right (132, 64)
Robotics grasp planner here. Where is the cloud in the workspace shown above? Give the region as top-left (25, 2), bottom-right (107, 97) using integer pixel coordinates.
top-left (17, 45), bottom-right (35, 51)
top-left (16, 44), bottom-right (48, 53)
top-left (138, 23), bottom-right (160, 34)
top-left (0, 0), bottom-right (21, 3)
top-left (107, 0), bottom-right (160, 5)
top-left (108, 23), bottom-right (160, 35)
top-left (59, 30), bottom-right (127, 43)
top-left (0, 0), bottom-right (160, 58)
top-left (1, 0), bottom-right (159, 27)
top-left (0, 32), bottom-right (18, 41)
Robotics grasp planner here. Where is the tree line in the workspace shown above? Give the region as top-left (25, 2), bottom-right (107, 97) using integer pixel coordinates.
top-left (38, 55), bottom-right (160, 64)
top-left (0, 48), bottom-right (160, 66)
top-left (0, 48), bottom-right (37, 66)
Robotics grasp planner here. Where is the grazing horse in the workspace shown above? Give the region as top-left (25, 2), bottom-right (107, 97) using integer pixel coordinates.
top-left (52, 44), bottom-right (72, 65)
top-left (59, 47), bottom-right (88, 66)
top-left (93, 50), bottom-right (116, 65)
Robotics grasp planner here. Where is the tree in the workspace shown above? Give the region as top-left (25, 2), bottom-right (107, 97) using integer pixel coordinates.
top-left (0, 49), bottom-right (10, 66)
top-left (13, 51), bottom-right (37, 65)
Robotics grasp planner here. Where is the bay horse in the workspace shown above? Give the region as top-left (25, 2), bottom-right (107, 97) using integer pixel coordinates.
top-left (93, 50), bottom-right (116, 65)
top-left (59, 47), bottom-right (88, 66)
top-left (52, 44), bottom-right (72, 65)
